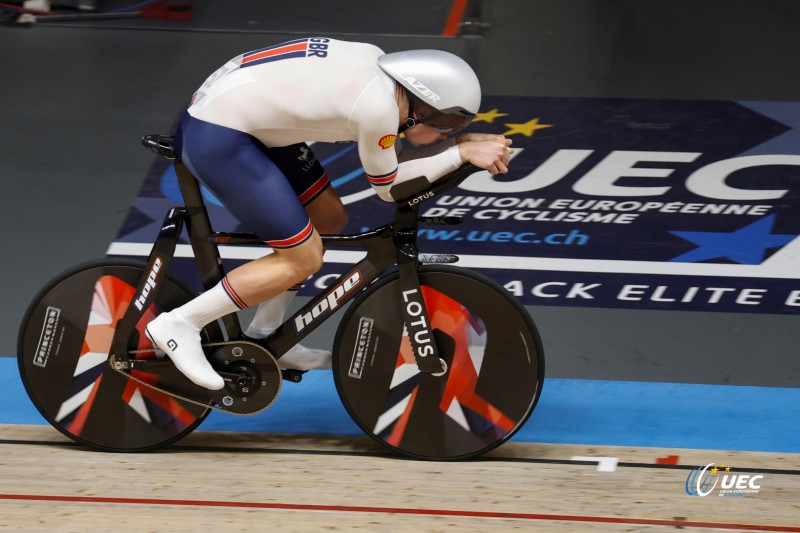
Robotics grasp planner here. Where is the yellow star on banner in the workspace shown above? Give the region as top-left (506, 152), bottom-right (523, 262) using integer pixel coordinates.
top-left (473, 108), bottom-right (509, 124)
top-left (503, 117), bottom-right (553, 137)
top-left (711, 467), bottom-right (719, 474)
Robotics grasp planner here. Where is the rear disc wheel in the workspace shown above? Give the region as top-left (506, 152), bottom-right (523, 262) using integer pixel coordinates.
top-left (17, 259), bottom-right (223, 452)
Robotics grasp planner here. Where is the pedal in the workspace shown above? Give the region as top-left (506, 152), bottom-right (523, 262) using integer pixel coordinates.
top-left (120, 341), bottom-right (281, 415)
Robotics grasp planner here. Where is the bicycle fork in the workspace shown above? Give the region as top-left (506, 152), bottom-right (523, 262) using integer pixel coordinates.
top-left (394, 203), bottom-right (459, 375)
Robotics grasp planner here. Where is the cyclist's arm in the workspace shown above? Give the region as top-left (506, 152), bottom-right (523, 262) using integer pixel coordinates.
top-left (351, 77), bottom-right (463, 201)
top-left (395, 144), bottom-right (463, 190)
top-left (390, 135), bottom-right (514, 199)
top-left (397, 136), bottom-right (456, 161)
top-left (356, 123), bottom-right (402, 202)
top-left (362, 146), bottom-right (462, 202)
top-left (386, 136), bottom-right (513, 199)
top-left (395, 137), bottom-right (462, 188)
top-left (358, 124), bottom-right (464, 202)
top-left (353, 82), bottom-right (510, 201)
top-left (351, 78), bottom-right (404, 201)
top-left (365, 139), bottom-right (517, 202)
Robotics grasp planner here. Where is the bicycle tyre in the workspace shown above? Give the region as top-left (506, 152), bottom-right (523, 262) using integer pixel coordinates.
top-left (332, 265), bottom-right (544, 460)
top-left (17, 259), bottom-right (222, 452)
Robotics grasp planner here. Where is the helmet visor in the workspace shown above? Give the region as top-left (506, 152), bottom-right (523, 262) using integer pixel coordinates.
top-left (418, 108), bottom-right (475, 134)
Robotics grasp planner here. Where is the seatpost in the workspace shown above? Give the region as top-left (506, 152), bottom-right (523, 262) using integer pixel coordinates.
top-left (174, 161), bottom-right (243, 339)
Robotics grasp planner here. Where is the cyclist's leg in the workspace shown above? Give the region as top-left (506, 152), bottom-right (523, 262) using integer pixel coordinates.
top-left (305, 186), bottom-right (349, 234)
top-left (147, 116), bottom-right (327, 388)
top-left (224, 236), bottom-right (323, 304)
top-left (257, 141), bottom-right (349, 234)
top-left (244, 143), bottom-right (346, 369)
top-left (244, 191), bottom-right (344, 370)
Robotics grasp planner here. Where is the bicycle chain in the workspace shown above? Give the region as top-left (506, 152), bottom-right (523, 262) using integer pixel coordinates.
top-left (108, 340), bottom-right (280, 417)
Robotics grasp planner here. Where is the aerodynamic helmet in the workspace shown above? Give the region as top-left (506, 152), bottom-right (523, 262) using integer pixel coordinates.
top-left (377, 49), bottom-right (481, 134)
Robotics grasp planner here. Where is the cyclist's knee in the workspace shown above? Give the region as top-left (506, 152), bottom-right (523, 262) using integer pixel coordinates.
top-left (280, 232), bottom-right (324, 283)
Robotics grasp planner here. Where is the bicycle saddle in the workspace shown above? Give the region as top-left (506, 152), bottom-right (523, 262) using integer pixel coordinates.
top-left (142, 134), bottom-right (177, 159)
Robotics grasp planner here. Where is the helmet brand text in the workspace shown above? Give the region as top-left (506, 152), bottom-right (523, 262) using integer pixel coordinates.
top-left (399, 75), bottom-right (442, 104)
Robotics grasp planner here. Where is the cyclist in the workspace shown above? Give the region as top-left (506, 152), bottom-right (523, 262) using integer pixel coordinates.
top-left (145, 38), bottom-right (513, 390)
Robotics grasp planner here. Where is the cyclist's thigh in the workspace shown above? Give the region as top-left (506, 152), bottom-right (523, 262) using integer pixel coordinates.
top-left (303, 187), bottom-right (348, 234)
top-left (179, 116), bottom-right (313, 249)
top-left (263, 143), bottom-right (330, 206)
top-left (262, 142), bottom-right (347, 235)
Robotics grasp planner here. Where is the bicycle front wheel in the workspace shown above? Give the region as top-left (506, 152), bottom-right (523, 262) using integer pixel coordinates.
top-left (332, 265), bottom-right (544, 460)
top-left (17, 259), bottom-right (222, 452)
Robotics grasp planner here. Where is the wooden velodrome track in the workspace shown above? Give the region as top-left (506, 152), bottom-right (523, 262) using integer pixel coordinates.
top-left (0, 424), bottom-right (797, 532)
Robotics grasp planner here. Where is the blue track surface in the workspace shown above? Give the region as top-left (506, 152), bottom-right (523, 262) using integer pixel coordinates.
top-left (3, 357), bottom-right (797, 452)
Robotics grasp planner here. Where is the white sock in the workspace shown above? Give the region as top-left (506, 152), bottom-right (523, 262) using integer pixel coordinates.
top-left (245, 289), bottom-right (331, 370)
top-left (245, 290), bottom-right (297, 338)
top-left (178, 280), bottom-right (244, 329)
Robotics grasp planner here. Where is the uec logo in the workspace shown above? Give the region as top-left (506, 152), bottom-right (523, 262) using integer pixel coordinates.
top-left (686, 463), bottom-right (763, 497)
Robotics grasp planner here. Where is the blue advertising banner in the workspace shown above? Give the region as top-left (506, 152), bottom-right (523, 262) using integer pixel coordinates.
top-left (112, 96), bottom-right (800, 314)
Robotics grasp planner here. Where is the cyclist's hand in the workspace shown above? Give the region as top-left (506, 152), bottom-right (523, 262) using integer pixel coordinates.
top-left (457, 137), bottom-right (513, 174)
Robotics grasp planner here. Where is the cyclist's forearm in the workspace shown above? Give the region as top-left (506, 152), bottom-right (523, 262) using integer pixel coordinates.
top-left (371, 146), bottom-right (461, 202)
top-left (397, 137), bottom-right (457, 162)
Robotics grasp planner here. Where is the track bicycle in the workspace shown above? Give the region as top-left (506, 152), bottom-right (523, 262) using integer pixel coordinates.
top-left (18, 134), bottom-right (545, 460)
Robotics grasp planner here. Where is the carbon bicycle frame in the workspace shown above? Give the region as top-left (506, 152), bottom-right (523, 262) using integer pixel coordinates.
top-left (110, 160), bottom-right (476, 375)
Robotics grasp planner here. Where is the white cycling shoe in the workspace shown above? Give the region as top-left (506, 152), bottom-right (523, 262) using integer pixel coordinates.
top-left (145, 312), bottom-right (225, 390)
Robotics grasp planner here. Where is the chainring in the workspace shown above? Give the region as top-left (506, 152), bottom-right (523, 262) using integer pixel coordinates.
top-left (111, 341), bottom-right (282, 416)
